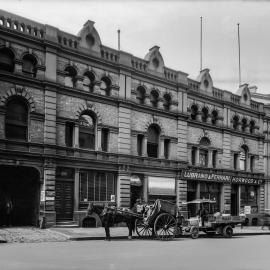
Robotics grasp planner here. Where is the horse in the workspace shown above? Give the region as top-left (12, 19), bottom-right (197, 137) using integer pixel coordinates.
top-left (87, 203), bottom-right (137, 240)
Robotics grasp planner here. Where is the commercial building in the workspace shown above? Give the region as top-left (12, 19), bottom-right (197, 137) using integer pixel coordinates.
top-left (0, 9), bottom-right (268, 227)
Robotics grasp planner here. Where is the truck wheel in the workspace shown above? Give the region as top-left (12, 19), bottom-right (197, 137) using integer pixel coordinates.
top-left (190, 226), bottom-right (199, 239)
top-left (223, 225), bottom-right (233, 238)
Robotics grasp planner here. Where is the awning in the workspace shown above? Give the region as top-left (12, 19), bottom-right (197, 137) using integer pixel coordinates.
top-left (130, 175), bottom-right (142, 186)
top-left (148, 177), bottom-right (176, 196)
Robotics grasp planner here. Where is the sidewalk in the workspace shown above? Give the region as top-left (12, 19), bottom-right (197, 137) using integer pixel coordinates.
top-left (51, 225), bottom-right (270, 241)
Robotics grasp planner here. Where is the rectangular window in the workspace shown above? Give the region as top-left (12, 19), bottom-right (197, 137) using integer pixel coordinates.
top-left (79, 131), bottom-right (95, 149)
top-left (191, 147), bottom-right (196, 165)
top-left (164, 139), bottom-right (170, 159)
top-left (212, 150), bottom-right (217, 168)
top-left (233, 153), bottom-right (238, 170)
top-left (250, 156), bottom-right (255, 172)
top-left (79, 170), bottom-right (116, 202)
top-left (101, 128), bottom-right (109, 152)
top-left (199, 149), bottom-right (208, 167)
top-left (241, 185), bottom-right (258, 206)
top-left (65, 122), bottom-right (74, 147)
top-left (137, 134), bottom-right (144, 156)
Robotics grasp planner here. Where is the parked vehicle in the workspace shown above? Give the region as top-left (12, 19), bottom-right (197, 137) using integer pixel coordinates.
top-left (181, 199), bottom-right (245, 238)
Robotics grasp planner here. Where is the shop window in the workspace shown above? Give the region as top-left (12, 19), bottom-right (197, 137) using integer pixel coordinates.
top-left (250, 156), bottom-right (255, 172)
top-left (241, 185), bottom-right (258, 206)
top-left (83, 71), bottom-right (95, 92)
top-left (79, 113), bottom-right (95, 149)
top-left (164, 139), bottom-right (170, 159)
top-left (64, 66), bottom-right (77, 88)
top-left (101, 128), bottom-right (109, 152)
top-left (190, 104), bottom-right (198, 120)
top-left (211, 110), bottom-right (218, 125)
top-left (150, 90), bottom-right (159, 108)
top-left (65, 122), bottom-right (74, 147)
top-left (249, 120), bottom-right (255, 134)
top-left (201, 107), bottom-right (208, 123)
top-left (199, 149), bottom-right (208, 167)
top-left (79, 171), bottom-right (115, 202)
top-left (137, 134), bottom-right (144, 156)
top-left (147, 124), bottom-right (159, 158)
top-left (232, 115), bottom-right (239, 130)
top-left (191, 147), bottom-right (196, 165)
top-left (200, 182), bottom-right (220, 213)
top-left (212, 150), bottom-right (217, 168)
top-left (0, 47), bottom-right (15, 72)
top-left (100, 76), bottom-right (111, 96)
top-left (136, 86), bottom-right (146, 105)
top-left (239, 146), bottom-right (248, 171)
top-left (163, 94), bottom-right (171, 111)
top-left (5, 97), bottom-right (28, 140)
top-left (22, 54), bottom-right (37, 78)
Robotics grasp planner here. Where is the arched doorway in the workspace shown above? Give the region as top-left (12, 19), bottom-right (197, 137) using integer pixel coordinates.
top-left (0, 165), bottom-right (40, 226)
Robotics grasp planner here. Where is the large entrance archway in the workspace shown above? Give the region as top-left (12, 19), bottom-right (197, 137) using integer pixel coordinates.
top-left (0, 165), bottom-right (40, 226)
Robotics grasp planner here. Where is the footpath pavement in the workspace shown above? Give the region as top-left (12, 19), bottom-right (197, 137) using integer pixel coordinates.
top-left (1, 225), bottom-right (270, 243)
top-left (51, 225), bottom-right (270, 241)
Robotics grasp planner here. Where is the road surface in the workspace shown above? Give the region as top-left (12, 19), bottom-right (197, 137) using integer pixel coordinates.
top-left (0, 235), bottom-right (270, 270)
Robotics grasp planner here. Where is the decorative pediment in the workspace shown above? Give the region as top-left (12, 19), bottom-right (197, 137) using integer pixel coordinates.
top-left (77, 20), bottom-right (102, 54)
top-left (196, 69), bottom-right (213, 93)
top-left (144, 46), bottom-right (164, 74)
top-left (236, 83), bottom-right (251, 106)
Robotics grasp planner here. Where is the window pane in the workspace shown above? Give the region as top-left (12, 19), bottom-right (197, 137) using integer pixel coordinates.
top-left (87, 171), bottom-right (95, 201)
top-left (147, 142), bottom-right (158, 158)
top-left (79, 172), bottom-right (88, 202)
top-left (101, 129), bottom-right (109, 152)
top-left (5, 124), bottom-right (27, 140)
top-left (94, 173), bottom-right (100, 201)
top-left (65, 122), bottom-right (74, 147)
top-left (100, 173), bottom-right (107, 201)
top-left (79, 132), bottom-right (95, 149)
top-left (106, 173), bottom-right (115, 201)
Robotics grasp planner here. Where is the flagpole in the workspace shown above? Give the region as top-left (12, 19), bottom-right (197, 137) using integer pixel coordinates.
top-left (117, 29), bottom-right (120, 51)
top-left (200, 16), bottom-right (202, 71)
top-left (237, 23), bottom-right (241, 86)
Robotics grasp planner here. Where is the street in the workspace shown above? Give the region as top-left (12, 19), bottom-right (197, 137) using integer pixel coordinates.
top-left (0, 235), bottom-right (270, 270)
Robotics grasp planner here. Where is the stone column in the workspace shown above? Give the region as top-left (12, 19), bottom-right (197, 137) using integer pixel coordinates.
top-left (97, 128), bottom-right (102, 151)
top-left (76, 75), bottom-right (84, 90)
top-left (143, 175), bottom-right (148, 203)
top-left (74, 169), bottom-right (80, 211)
top-left (206, 115), bottom-right (212, 125)
top-left (159, 137), bottom-right (164, 159)
top-left (117, 170), bottom-right (130, 207)
top-left (14, 60), bottom-right (22, 74)
top-left (196, 112), bottom-right (202, 122)
top-left (144, 94), bottom-right (151, 106)
top-left (208, 149), bottom-right (213, 168)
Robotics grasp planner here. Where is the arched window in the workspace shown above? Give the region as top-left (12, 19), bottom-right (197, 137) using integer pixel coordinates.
top-left (22, 54), bottom-right (37, 78)
top-left (190, 104), bottom-right (198, 120)
top-left (211, 110), bottom-right (218, 125)
top-left (232, 115), bottom-right (239, 130)
top-left (250, 120), bottom-right (255, 134)
top-left (150, 90), bottom-right (159, 108)
top-left (64, 66), bottom-right (77, 88)
top-left (201, 107), bottom-right (208, 123)
top-left (147, 125), bottom-right (159, 158)
top-left (100, 77), bottom-right (111, 96)
top-left (79, 113), bottom-right (96, 149)
top-left (163, 94), bottom-right (171, 111)
top-left (136, 86), bottom-right (146, 105)
top-left (0, 48), bottom-right (15, 72)
top-left (199, 137), bottom-right (210, 167)
top-left (83, 71), bottom-right (95, 92)
top-left (241, 118), bottom-right (248, 132)
top-left (239, 145), bottom-right (248, 171)
top-left (5, 97), bottom-right (28, 140)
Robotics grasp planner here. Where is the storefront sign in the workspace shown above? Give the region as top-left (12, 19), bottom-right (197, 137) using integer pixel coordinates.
top-left (244, 205), bottom-right (251, 215)
top-left (182, 170), bottom-right (263, 185)
top-left (148, 177), bottom-right (176, 196)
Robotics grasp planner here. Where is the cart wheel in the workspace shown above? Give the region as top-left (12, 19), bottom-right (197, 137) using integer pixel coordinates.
top-left (154, 213), bottom-right (176, 240)
top-left (223, 225), bottom-right (233, 238)
top-left (135, 219), bottom-right (154, 238)
top-left (190, 226), bottom-right (199, 239)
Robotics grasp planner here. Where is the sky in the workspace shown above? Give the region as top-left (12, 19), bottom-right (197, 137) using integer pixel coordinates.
top-left (1, 0), bottom-right (270, 94)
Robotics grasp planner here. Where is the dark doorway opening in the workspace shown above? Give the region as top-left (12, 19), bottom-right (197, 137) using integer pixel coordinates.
top-left (231, 184), bottom-right (238, 215)
top-left (130, 185), bottom-right (143, 209)
top-left (0, 165), bottom-right (40, 226)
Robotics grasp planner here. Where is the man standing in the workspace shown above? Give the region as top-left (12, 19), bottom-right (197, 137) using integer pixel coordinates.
top-left (4, 195), bottom-right (13, 227)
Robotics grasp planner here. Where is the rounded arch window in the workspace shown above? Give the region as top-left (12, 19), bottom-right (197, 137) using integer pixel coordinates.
top-left (100, 77), bottom-right (111, 96)
top-left (152, 58), bottom-right (159, 69)
top-left (5, 97), bottom-right (28, 140)
top-left (203, 79), bottom-right (209, 88)
top-left (64, 66), bottom-right (77, 88)
top-left (83, 71), bottom-right (95, 92)
top-left (163, 94), bottom-right (171, 111)
top-left (199, 137), bottom-right (210, 146)
top-left (150, 90), bottom-right (159, 108)
top-left (79, 113), bottom-right (96, 149)
top-left (0, 47), bottom-right (15, 72)
top-left (211, 110), bottom-right (218, 125)
top-left (190, 104), bottom-right (198, 120)
top-left (22, 54), bottom-right (37, 78)
top-left (232, 115), bottom-right (239, 130)
top-left (250, 120), bottom-right (255, 134)
top-left (147, 124), bottom-right (160, 158)
top-left (201, 107), bottom-right (208, 123)
top-left (239, 145), bottom-right (248, 171)
top-left (241, 118), bottom-right (248, 132)
top-left (136, 86), bottom-right (146, 105)
top-left (86, 34), bottom-right (95, 48)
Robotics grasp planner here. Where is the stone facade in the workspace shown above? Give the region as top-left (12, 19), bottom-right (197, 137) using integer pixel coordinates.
top-left (0, 9), bottom-right (269, 227)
